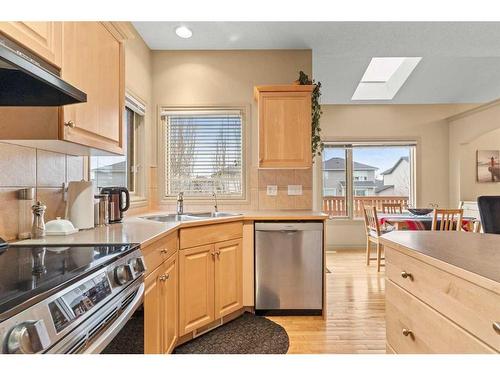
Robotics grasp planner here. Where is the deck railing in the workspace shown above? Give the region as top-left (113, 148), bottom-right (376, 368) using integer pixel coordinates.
top-left (322, 196), bottom-right (409, 218)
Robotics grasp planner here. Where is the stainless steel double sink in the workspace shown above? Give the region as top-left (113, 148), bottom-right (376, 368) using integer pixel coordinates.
top-left (141, 212), bottom-right (242, 223)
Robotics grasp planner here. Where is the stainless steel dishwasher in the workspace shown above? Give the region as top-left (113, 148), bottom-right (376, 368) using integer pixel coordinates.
top-left (255, 221), bottom-right (323, 315)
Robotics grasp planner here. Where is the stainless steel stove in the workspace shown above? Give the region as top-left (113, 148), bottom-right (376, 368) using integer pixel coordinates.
top-left (0, 242), bottom-right (145, 354)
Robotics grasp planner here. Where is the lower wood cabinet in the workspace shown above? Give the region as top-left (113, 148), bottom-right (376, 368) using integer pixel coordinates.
top-left (179, 244), bottom-right (215, 336)
top-left (144, 265), bottom-right (162, 354)
top-left (214, 239), bottom-right (243, 319)
top-left (179, 238), bottom-right (243, 336)
top-left (162, 254), bottom-right (179, 354)
top-left (384, 245), bottom-right (499, 354)
top-left (144, 252), bottom-right (178, 354)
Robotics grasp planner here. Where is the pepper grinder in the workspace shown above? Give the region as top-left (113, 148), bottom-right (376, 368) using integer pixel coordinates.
top-left (31, 201), bottom-right (47, 239)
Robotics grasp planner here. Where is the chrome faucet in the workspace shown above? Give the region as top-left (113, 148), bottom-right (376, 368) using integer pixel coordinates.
top-left (212, 192), bottom-right (218, 213)
top-left (176, 192), bottom-right (184, 215)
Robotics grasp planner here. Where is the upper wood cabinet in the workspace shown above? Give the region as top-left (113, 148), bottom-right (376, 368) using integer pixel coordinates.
top-left (61, 22), bottom-right (124, 154)
top-left (254, 85), bottom-right (313, 169)
top-left (0, 22), bottom-right (62, 67)
top-left (0, 22), bottom-right (124, 156)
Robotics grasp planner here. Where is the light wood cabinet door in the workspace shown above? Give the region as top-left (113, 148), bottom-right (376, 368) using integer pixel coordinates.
top-left (61, 22), bottom-right (124, 154)
top-left (214, 238), bottom-right (243, 319)
top-left (179, 244), bottom-right (215, 336)
top-left (161, 253), bottom-right (178, 354)
top-left (0, 22), bottom-right (62, 67)
top-left (256, 86), bottom-right (313, 168)
top-left (144, 266), bottom-right (162, 354)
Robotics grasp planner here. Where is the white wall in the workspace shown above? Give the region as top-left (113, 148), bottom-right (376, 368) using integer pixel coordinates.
top-left (448, 100), bottom-right (500, 204)
top-left (317, 104), bottom-right (476, 249)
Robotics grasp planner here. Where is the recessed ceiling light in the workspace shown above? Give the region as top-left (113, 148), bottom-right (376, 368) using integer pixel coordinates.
top-left (175, 26), bottom-right (192, 39)
top-left (352, 57), bottom-right (422, 100)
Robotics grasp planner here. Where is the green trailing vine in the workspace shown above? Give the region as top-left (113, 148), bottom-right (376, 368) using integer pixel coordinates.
top-left (297, 71), bottom-right (323, 161)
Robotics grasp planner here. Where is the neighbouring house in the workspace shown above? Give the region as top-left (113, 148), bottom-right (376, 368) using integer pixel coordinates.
top-left (91, 160), bottom-right (127, 189)
top-left (378, 156), bottom-right (410, 196)
top-left (323, 157), bottom-right (379, 196)
top-left (323, 156), bottom-right (410, 197)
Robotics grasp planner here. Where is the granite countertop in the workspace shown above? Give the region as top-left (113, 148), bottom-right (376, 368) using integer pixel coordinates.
top-left (380, 231), bottom-right (500, 289)
top-left (14, 210), bottom-right (327, 247)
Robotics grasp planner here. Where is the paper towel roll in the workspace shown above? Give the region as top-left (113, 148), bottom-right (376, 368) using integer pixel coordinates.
top-left (65, 181), bottom-right (94, 230)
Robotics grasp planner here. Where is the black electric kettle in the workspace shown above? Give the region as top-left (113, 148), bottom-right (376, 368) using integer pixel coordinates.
top-left (100, 187), bottom-right (130, 223)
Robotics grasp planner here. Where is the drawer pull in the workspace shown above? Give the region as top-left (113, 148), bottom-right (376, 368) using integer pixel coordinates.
top-left (402, 328), bottom-right (413, 337)
top-left (160, 249), bottom-right (168, 254)
top-left (493, 322), bottom-right (500, 335)
top-left (159, 274), bottom-right (169, 281)
top-left (401, 271), bottom-right (413, 281)
top-left (64, 120), bottom-right (76, 128)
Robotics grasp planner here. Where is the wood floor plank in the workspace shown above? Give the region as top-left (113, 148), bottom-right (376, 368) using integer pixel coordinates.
top-left (268, 249), bottom-right (386, 354)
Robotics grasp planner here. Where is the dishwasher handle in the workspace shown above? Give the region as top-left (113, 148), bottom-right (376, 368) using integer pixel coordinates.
top-left (255, 222), bottom-right (323, 232)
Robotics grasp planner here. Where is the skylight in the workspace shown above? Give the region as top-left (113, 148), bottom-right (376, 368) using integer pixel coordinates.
top-left (352, 57), bottom-right (422, 100)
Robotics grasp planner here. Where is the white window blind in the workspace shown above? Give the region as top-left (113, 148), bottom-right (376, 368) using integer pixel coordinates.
top-left (163, 109), bottom-right (244, 198)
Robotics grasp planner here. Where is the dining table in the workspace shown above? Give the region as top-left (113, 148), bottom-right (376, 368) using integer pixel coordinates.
top-left (378, 213), bottom-right (476, 231)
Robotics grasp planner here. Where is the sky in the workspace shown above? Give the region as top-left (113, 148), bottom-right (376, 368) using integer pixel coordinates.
top-left (324, 146), bottom-right (411, 179)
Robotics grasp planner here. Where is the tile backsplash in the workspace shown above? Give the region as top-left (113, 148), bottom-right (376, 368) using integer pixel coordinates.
top-left (0, 142), bottom-right (85, 241)
top-left (157, 167), bottom-right (313, 213)
top-left (0, 140), bottom-right (313, 239)
top-left (257, 168), bottom-right (312, 210)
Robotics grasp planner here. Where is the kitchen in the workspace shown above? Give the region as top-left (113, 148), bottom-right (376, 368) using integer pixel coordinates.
top-left (0, 3), bottom-right (499, 373)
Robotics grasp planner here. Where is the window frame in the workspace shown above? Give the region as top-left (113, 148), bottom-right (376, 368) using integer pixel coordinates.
top-left (158, 105), bottom-right (249, 204)
top-left (125, 93), bottom-right (147, 205)
top-left (321, 140), bottom-right (417, 220)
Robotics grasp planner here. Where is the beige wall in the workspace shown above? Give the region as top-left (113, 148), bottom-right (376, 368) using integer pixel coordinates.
top-left (151, 50), bottom-right (313, 212)
top-left (318, 104), bottom-right (475, 248)
top-left (448, 100), bottom-right (500, 205)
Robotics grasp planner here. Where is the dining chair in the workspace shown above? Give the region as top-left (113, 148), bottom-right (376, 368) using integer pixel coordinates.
top-left (362, 205), bottom-right (388, 272)
top-left (382, 202), bottom-right (403, 214)
top-left (477, 196), bottom-right (500, 234)
top-left (431, 208), bottom-right (464, 231)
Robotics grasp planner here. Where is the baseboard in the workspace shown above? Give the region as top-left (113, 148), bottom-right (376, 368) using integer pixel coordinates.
top-left (327, 245), bottom-right (365, 252)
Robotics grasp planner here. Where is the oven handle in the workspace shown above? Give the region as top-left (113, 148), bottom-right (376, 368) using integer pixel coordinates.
top-left (83, 281), bottom-right (144, 354)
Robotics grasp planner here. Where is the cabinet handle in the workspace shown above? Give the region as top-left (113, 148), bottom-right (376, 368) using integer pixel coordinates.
top-left (401, 271), bottom-right (413, 281)
top-left (402, 328), bottom-right (413, 337)
top-left (160, 249), bottom-right (168, 254)
top-left (493, 322), bottom-right (500, 335)
top-left (64, 120), bottom-right (76, 128)
top-left (159, 274), bottom-right (169, 281)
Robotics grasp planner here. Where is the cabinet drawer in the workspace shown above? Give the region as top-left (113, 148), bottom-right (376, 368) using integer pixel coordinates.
top-left (386, 246), bottom-right (500, 351)
top-left (386, 280), bottom-right (495, 353)
top-left (142, 231), bottom-right (178, 275)
top-left (179, 221), bottom-right (243, 249)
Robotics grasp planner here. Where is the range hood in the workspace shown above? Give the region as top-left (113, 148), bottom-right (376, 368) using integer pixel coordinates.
top-left (0, 36), bottom-right (87, 106)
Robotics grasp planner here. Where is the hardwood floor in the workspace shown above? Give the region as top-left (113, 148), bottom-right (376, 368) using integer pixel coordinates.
top-left (267, 249), bottom-right (386, 354)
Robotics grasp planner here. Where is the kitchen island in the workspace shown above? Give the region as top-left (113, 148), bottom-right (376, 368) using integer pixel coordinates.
top-left (380, 231), bottom-right (500, 354)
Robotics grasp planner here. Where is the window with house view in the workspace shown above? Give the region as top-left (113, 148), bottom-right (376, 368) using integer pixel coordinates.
top-left (322, 143), bottom-right (415, 218)
top-left (90, 96), bottom-right (145, 195)
top-left (162, 109), bottom-right (244, 199)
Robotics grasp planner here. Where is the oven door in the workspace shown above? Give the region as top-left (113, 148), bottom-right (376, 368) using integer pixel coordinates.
top-left (48, 277), bottom-right (144, 354)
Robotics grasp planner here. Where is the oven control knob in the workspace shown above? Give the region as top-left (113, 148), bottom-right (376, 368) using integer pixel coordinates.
top-left (129, 256), bottom-right (146, 275)
top-left (114, 264), bottom-right (133, 285)
top-left (7, 320), bottom-right (50, 354)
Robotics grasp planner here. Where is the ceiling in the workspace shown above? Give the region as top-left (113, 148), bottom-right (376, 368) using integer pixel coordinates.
top-left (133, 22), bottom-right (500, 104)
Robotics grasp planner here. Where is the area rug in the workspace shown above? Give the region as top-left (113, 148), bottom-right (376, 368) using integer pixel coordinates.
top-left (173, 312), bottom-right (289, 354)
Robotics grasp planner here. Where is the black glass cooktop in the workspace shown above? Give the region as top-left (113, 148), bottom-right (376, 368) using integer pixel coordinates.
top-left (0, 243), bottom-right (139, 321)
